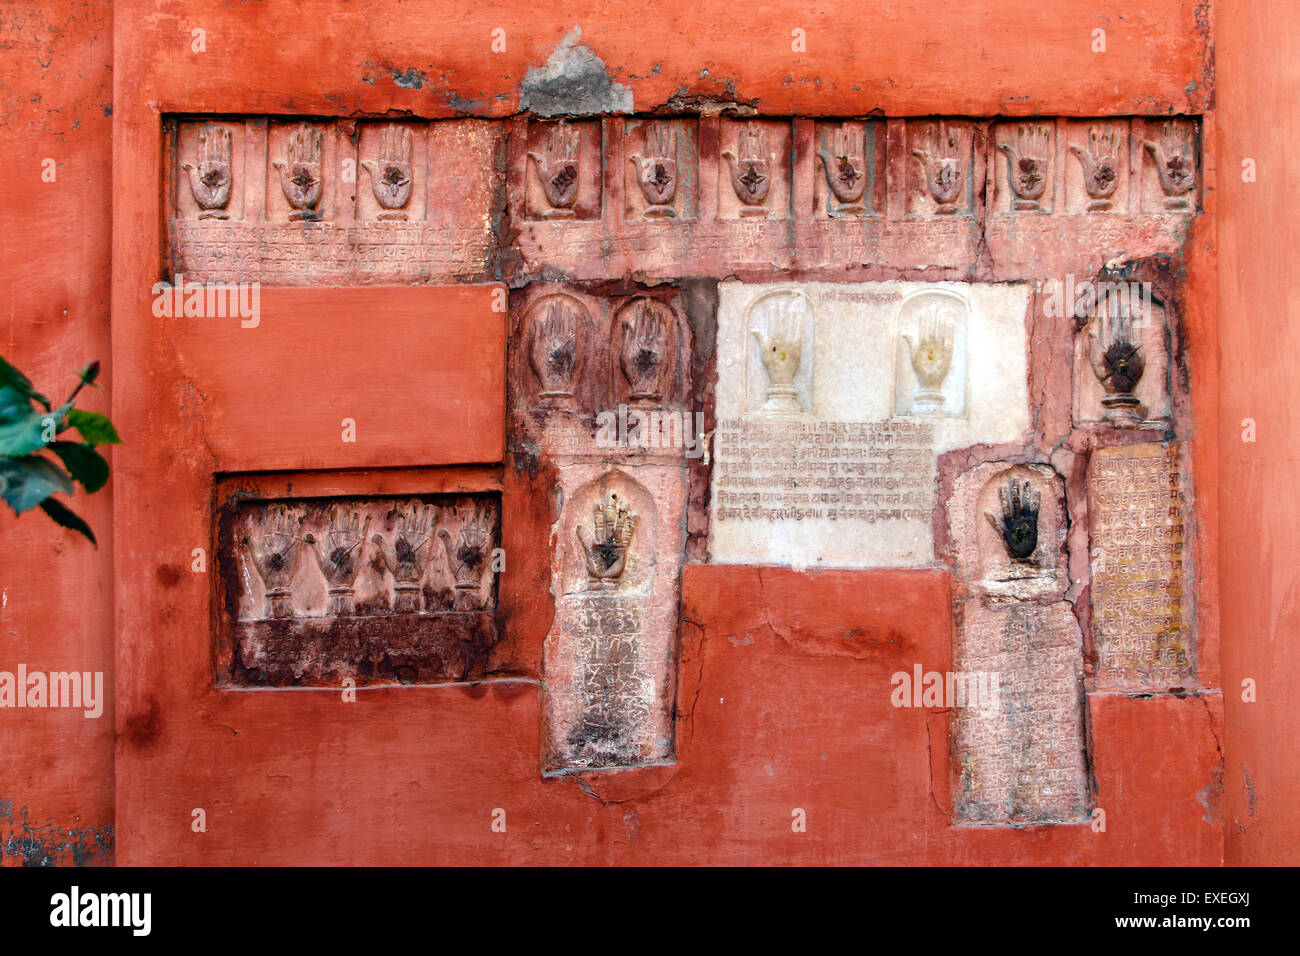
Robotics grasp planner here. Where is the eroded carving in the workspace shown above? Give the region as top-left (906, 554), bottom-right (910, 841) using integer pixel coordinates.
top-left (998, 123), bottom-right (1050, 211)
top-left (528, 120), bottom-right (581, 217)
top-left (528, 295), bottom-right (587, 406)
top-left (272, 122), bottom-right (324, 221)
top-left (372, 503), bottom-right (438, 613)
top-left (181, 122), bottom-right (233, 219)
top-left (1087, 296), bottom-right (1146, 422)
top-left (438, 502), bottom-right (495, 610)
top-left (306, 507), bottom-right (371, 615)
top-left (618, 298), bottom-right (671, 404)
top-left (816, 121), bottom-right (868, 215)
top-left (1144, 120), bottom-right (1196, 210)
top-left (912, 121), bottom-right (965, 214)
top-left (722, 122), bottom-right (773, 215)
top-left (241, 505), bottom-right (306, 619)
top-left (984, 477), bottom-right (1040, 562)
top-left (576, 493), bottom-right (638, 590)
top-left (360, 123), bottom-right (414, 220)
top-left (1070, 124), bottom-right (1121, 211)
top-left (629, 121), bottom-right (679, 218)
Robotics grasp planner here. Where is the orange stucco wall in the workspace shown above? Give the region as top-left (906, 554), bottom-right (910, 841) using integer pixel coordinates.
top-left (0, 0), bottom-right (1290, 866)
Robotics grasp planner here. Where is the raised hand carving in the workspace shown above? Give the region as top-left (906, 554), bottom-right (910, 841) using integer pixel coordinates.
top-left (272, 123), bottom-right (323, 221)
top-left (241, 506), bottom-right (306, 619)
top-left (721, 122), bottom-right (772, 215)
top-left (628, 121), bottom-right (678, 217)
top-left (438, 504), bottom-right (493, 607)
top-left (902, 306), bottom-right (955, 414)
top-left (620, 299), bottom-right (670, 402)
top-left (912, 121), bottom-right (964, 213)
top-left (985, 478), bottom-right (1041, 562)
top-left (1070, 125), bottom-right (1121, 210)
top-left (304, 507), bottom-right (371, 615)
top-left (372, 503), bottom-right (437, 613)
top-left (817, 122), bottom-right (868, 214)
top-left (360, 123), bottom-right (413, 220)
top-left (181, 122), bottom-right (233, 218)
top-left (529, 297), bottom-right (584, 404)
top-left (1088, 298), bottom-right (1146, 421)
top-left (1144, 121), bottom-right (1196, 208)
top-left (528, 121), bottom-right (581, 217)
top-left (576, 493), bottom-right (637, 590)
top-left (998, 123), bottom-right (1050, 210)
top-left (752, 297), bottom-right (804, 414)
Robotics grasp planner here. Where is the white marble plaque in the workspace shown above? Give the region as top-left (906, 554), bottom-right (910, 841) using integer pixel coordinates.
top-left (709, 280), bottom-right (1032, 568)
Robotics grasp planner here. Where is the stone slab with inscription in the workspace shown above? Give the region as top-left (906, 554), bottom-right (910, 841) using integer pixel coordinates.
top-left (1088, 442), bottom-right (1194, 689)
top-left (708, 280), bottom-right (1032, 568)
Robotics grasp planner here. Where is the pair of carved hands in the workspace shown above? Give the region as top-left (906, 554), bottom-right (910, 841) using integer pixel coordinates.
top-left (244, 506), bottom-right (373, 591)
top-left (369, 503), bottom-right (491, 590)
top-left (722, 123), bottom-right (772, 206)
top-left (576, 494), bottom-right (637, 589)
top-left (985, 478), bottom-right (1040, 561)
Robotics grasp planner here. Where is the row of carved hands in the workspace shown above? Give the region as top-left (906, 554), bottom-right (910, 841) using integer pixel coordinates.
top-left (529, 297), bottom-right (672, 401)
top-left (241, 503), bottom-right (494, 596)
top-left (183, 122), bottom-right (413, 216)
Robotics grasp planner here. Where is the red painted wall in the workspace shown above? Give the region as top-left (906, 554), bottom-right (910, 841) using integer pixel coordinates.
top-left (4, 0), bottom-right (1291, 866)
top-left (1217, 0), bottom-right (1300, 866)
top-left (0, 1), bottom-right (116, 864)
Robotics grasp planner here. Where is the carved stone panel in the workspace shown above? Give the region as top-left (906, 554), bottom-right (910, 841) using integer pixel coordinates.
top-left (168, 116), bottom-right (501, 284)
top-left (1088, 442), bottom-right (1194, 690)
top-left (952, 601), bottom-right (1089, 825)
top-left (216, 493), bottom-right (500, 686)
top-left (709, 280), bottom-right (1032, 568)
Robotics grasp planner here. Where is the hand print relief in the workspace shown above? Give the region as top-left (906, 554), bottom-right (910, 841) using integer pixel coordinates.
top-left (1087, 297), bottom-right (1147, 422)
top-left (985, 477), bottom-right (1041, 563)
top-left (1143, 119), bottom-right (1197, 210)
top-left (911, 120), bottom-right (967, 215)
top-left (272, 122), bottom-right (324, 221)
top-left (528, 120), bottom-right (581, 217)
top-left (360, 123), bottom-right (414, 220)
top-left (181, 122), bottom-right (233, 218)
top-left (218, 493), bottom-right (500, 687)
top-left (618, 298), bottom-right (671, 404)
top-left (816, 121), bottom-right (869, 215)
top-left (527, 294), bottom-right (588, 406)
top-left (721, 122), bottom-right (773, 215)
top-left (748, 290), bottom-right (814, 415)
top-left (1069, 124), bottom-right (1123, 211)
top-left (895, 289), bottom-right (968, 418)
top-left (998, 123), bottom-right (1051, 211)
top-left (576, 493), bottom-right (638, 590)
top-left (629, 120), bottom-right (679, 216)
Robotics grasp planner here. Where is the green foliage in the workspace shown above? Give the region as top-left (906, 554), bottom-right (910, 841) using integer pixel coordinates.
top-left (0, 357), bottom-right (118, 546)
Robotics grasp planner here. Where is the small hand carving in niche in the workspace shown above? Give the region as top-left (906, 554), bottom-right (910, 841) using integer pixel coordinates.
top-left (242, 506), bottom-right (306, 619)
top-left (530, 297), bottom-right (584, 405)
top-left (1088, 297), bottom-right (1146, 422)
top-left (181, 122), bottom-right (233, 218)
top-left (817, 122), bottom-right (867, 215)
top-left (438, 504), bottom-right (493, 609)
top-left (576, 493), bottom-right (637, 591)
top-left (1070, 125), bottom-right (1121, 211)
top-left (373, 503), bottom-right (437, 613)
top-left (912, 121), bottom-right (964, 213)
top-left (1144, 121), bottom-right (1196, 209)
top-left (752, 297), bottom-right (805, 414)
top-left (985, 478), bottom-right (1041, 563)
top-left (305, 507), bottom-right (371, 615)
top-left (360, 123), bottom-right (413, 220)
top-left (902, 307), bottom-right (955, 415)
top-left (629, 121), bottom-right (678, 218)
top-left (272, 123), bottom-right (323, 221)
top-left (722, 122), bottom-right (772, 215)
top-left (620, 299), bottom-right (670, 403)
top-left (529, 121), bottom-right (581, 217)
top-left (998, 123), bottom-right (1050, 211)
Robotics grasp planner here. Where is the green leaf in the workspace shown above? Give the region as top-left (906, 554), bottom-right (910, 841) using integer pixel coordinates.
top-left (64, 407), bottom-right (121, 446)
top-left (0, 456), bottom-right (74, 513)
top-left (39, 496), bottom-right (96, 546)
top-left (48, 441), bottom-right (109, 492)
top-left (0, 356), bottom-right (51, 409)
top-left (0, 386), bottom-right (56, 456)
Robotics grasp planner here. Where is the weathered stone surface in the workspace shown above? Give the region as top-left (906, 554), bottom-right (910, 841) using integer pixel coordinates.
top-left (1088, 442), bottom-right (1194, 690)
top-left (217, 493), bottom-right (500, 686)
top-left (708, 280), bottom-right (1031, 568)
top-left (952, 600), bottom-right (1089, 825)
